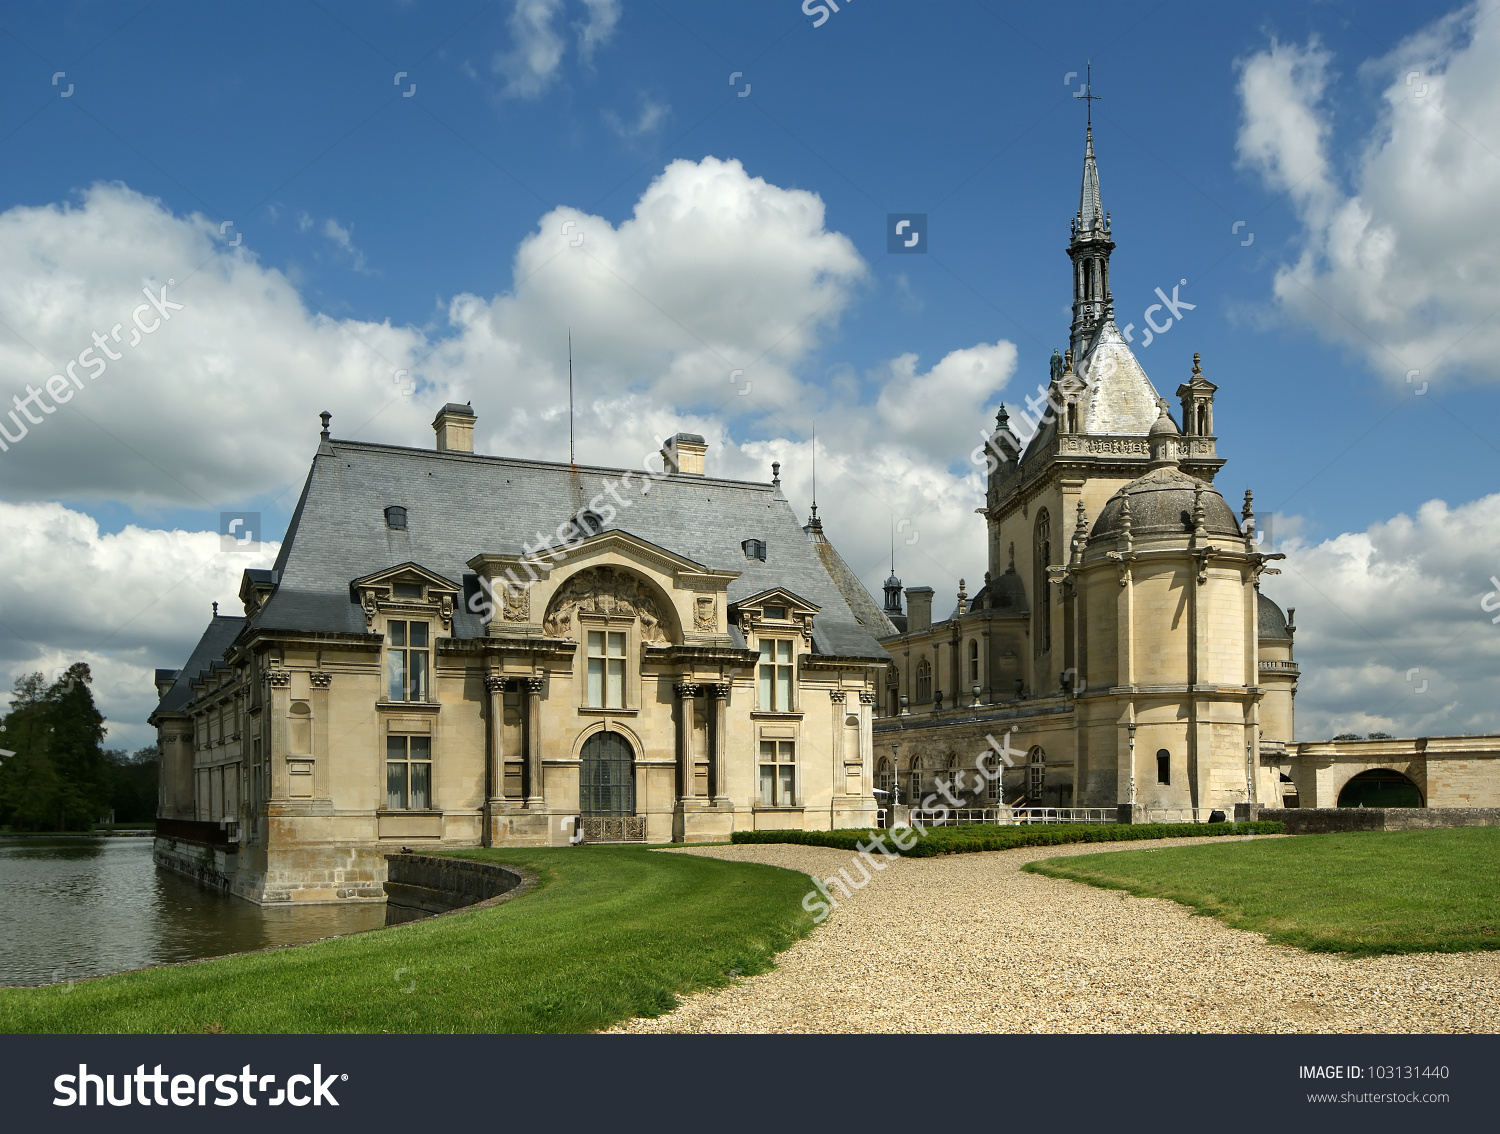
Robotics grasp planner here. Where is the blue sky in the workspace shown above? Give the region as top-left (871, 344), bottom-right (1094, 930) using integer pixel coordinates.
top-left (2, 0), bottom-right (1499, 746)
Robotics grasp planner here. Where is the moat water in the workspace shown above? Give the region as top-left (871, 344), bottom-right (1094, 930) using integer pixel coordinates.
top-left (0, 835), bottom-right (387, 987)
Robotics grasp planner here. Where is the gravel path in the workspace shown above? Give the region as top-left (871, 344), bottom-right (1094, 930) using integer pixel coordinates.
top-left (612, 837), bottom-right (1500, 1034)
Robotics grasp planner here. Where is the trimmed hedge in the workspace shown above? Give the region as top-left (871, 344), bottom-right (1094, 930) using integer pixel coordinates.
top-left (730, 820), bottom-right (1283, 857)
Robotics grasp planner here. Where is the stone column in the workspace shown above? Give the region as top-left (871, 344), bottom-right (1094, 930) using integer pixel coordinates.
top-left (830, 689), bottom-right (846, 803)
top-left (484, 675), bottom-right (508, 844)
top-left (858, 691), bottom-right (876, 798)
top-left (266, 669), bottom-right (291, 801)
top-left (310, 671), bottom-right (331, 801)
top-left (674, 682), bottom-right (700, 800)
top-left (522, 677), bottom-right (544, 807)
top-left (708, 683), bottom-right (730, 803)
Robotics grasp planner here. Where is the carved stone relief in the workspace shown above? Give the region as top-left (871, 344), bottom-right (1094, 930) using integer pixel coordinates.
top-left (542, 566), bottom-right (669, 643)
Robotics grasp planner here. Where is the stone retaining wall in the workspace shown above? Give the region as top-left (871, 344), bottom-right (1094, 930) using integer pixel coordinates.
top-left (1260, 807), bottom-right (1500, 835)
top-left (154, 835), bottom-right (237, 893)
top-left (383, 854), bottom-right (534, 925)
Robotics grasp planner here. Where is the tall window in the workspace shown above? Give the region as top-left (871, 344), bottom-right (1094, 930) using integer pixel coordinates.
top-left (1157, 749), bottom-right (1171, 786)
top-left (386, 735), bottom-right (432, 810)
top-left (758, 639), bottom-right (794, 711)
top-left (580, 732), bottom-right (635, 815)
top-left (1028, 747), bottom-right (1046, 801)
top-left (387, 620), bottom-right (429, 702)
top-left (587, 630), bottom-right (626, 708)
top-left (908, 759), bottom-right (924, 805)
top-left (915, 658), bottom-right (932, 703)
top-left (759, 740), bottom-right (795, 805)
top-left (1034, 510), bottom-right (1052, 654)
top-left (876, 759), bottom-right (893, 797)
top-left (968, 639), bottom-right (979, 683)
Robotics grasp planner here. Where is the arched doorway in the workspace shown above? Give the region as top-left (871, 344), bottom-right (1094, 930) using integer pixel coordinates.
top-left (580, 731), bottom-right (636, 816)
top-left (1337, 769), bottom-right (1423, 808)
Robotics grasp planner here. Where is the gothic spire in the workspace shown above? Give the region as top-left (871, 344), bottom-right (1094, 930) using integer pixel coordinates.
top-left (1068, 82), bottom-right (1115, 361)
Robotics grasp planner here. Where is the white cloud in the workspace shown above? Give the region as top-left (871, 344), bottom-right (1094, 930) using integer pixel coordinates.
top-left (874, 342), bottom-right (1017, 460)
top-left (0, 501), bottom-right (278, 750)
top-left (321, 217), bottom-right (372, 275)
top-left (1236, 3), bottom-right (1500, 385)
top-left (0, 158), bottom-right (869, 506)
top-left (604, 94), bottom-right (669, 140)
top-left (1274, 492), bottom-right (1500, 740)
top-left (494, 0), bottom-right (620, 98)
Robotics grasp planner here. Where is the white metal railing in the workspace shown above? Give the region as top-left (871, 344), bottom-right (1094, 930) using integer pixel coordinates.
top-left (906, 806), bottom-right (1121, 827)
top-left (1138, 807), bottom-right (1229, 824)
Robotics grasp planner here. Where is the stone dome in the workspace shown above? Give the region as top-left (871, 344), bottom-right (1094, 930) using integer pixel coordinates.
top-left (1089, 467), bottom-right (1243, 542)
top-left (1258, 592), bottom-right (1292, 641)
top-left (970, 567), bottom-right (1028, 612)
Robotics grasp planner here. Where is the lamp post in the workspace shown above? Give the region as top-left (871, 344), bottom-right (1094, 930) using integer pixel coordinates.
top-left (1127, 721), bottom-right (1137, 809)
top-left (890, 742), bottom-right (900, 827)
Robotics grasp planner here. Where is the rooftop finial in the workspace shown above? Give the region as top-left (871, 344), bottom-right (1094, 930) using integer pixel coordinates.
top-left (771, 460), bottom-right (781, 487)
top-left (319, 410), bottom-right (331, 439)
top-left (212, 601), bottom-right (219, 615)
top-left (996, 403), bottom-right (1010, 431)
top-left (1076, 60), bottom-right (1102, 129)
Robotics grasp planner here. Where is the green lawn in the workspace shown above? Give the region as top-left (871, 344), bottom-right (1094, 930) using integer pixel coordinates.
top-left (1025, 827), bottom-right (1500, 956)
top-left (0, 846), bottom-right (814, 1034)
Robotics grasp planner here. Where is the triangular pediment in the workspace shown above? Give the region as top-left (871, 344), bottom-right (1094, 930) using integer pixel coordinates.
top-left (731, 587), bottom-right (821, 616)
top-left (351, 562), bottom-right (461, 594)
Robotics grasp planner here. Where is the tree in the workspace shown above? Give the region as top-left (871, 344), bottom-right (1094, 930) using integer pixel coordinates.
top-left (0, 664), bottom-right (114, 831)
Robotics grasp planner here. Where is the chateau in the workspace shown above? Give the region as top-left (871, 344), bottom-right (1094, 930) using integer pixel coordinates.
top-left (152, 122), bottom-right (1500, 904)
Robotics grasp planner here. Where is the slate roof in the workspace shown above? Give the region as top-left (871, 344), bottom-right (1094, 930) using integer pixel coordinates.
top-left (804, 517), bottom-right (898, 638)
top-left (1258, 592), bottom-right (1292, 641)
top-left (1089, 466), bottom-right (1242, 542)
top-left (253, 439), bottom-right (888, 660)
top-left (151, 614), bottom-right (246, 716)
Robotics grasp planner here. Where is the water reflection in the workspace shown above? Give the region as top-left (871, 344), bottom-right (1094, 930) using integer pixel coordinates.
top-left (0, 835), bottom-right (387, 987)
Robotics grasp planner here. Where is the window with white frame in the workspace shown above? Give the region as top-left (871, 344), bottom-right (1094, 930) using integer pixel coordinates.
top-left (876, 759), bottom-right (893, 797)
top-left (758, 639), bottom-right (794, 711)
top-left (386, 620), bottom-right (429, 702)
top-left (1028, 747), bottom-right (1046, 801)
top-left (908, 760), bottom-right (923, 804)
top-left (758, 740), bottom-right (795, 805)
top-left (386, 735), bottom-right (432, 810)
top-left (968, 639), bottom-right (980, 683)
top-left (586, 629), bottom-right (626, 708)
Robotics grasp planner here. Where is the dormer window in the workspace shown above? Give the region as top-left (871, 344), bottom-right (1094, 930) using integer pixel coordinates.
top-left (569, 509), bottom-right (604, 540)
top-left (386, 620), bottom-right (429, 702)
top-left (385, 506), bottom-right (408, 530)
top-left (742, 538), bottom-right (767, 561)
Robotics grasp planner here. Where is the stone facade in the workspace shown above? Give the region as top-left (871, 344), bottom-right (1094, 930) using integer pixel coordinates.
top-left (152, 412), bottom-right (886, 903)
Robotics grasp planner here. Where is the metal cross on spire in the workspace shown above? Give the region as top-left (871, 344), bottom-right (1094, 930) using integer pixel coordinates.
top-left (1075, 60), bottom-right (1102, 128)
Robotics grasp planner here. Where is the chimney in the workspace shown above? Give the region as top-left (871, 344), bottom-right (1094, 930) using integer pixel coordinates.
top-left (905, 586), bottom-right (934, 632)
top-left (433, 402), bottom-right (476, 453)
top-left (660, 432), bottom-right (708, 475)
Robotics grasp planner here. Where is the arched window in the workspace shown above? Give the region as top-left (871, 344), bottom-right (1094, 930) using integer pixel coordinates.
top-left (1196, 404), bottom-right (1209, 436)
top-left (1156, 748), bottom-right (1171, 786)
top-left (580, 731), bottom-right (636, 816)
top-left (876, 758), bottom-right (893, 798)
top-left (915, 658), bottom-right (932, 703)
top-left (1027, 746), bottom-right (1046, 801)
top-left (967, 639), bottom-right (980, 683)
top-left (1066, 402), bottom-right (1078, 433)
top-left (908, 758), bottom-right (924, 804)
top-left (1034, 510), bottom-right (1052, 654)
